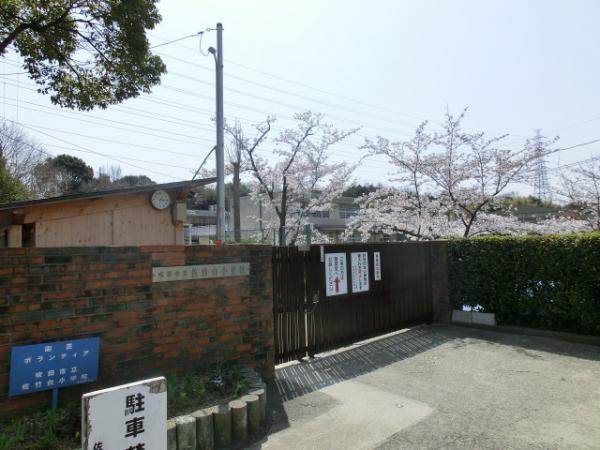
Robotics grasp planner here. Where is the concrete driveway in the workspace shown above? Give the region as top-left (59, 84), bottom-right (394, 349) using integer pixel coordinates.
top-left (253, 325), bottom-right (600, 450)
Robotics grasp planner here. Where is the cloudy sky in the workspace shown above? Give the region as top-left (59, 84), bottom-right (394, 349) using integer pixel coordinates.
top-left (2, 0), bottom-right (600, 195)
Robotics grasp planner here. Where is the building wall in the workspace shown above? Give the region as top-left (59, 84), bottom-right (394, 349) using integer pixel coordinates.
top-left (237, 195), bottom-right (358, 233)
top-left (13, 192), bottom-right (184, 247)
top-left (238, 196), bottom-right (277, 232)
top-left (0, 244), bottom-right (274, 417)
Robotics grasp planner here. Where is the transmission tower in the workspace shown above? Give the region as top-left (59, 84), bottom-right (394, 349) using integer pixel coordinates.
top-left (532, 129), bottom-right (552, 203)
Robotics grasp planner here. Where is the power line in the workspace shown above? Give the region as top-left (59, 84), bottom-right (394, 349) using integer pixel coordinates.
top-left (0, 64), bottom-right (517, 147)
top-left (158, 83), bottom-right (415, 142)
top-left (0, 100), bottom-right (392, 174)
top-left (1, 78), bottom-right (215, 133)
top-left (2, 58), bottom-right (412, 140)
top-left (546, 154), bottom-right (600, 172)
top-left (149, 32), bottom-right (204, 49)
top-left (148, 33), bottom-right (431, 122)
top-left (0, 96), bottom-right (215, 147)
top-left (0, 76), bottom-right (398, 175)
top-left (157, 52), bottom-right (422, 129)
top-left (0, 81), bottom-right (389, 166)
top-left (2, 94), bottom-right (594, 177)
top-left (162, 74), bottom-right (417, 136)
top-left (43, 144), bottom-right (193, 170)
top-left (6, 65), bottom-right (600, 175)
top-left (1, 118), bottom-right (186, 180)
top-left (13, 120), bottom-right (205, 159)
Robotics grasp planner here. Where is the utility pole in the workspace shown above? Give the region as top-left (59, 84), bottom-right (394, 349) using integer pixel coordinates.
top-left (210, 23), bottom-right (225, 243)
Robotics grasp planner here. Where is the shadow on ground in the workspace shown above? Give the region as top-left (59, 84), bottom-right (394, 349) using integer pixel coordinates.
top-left (274, 326), bottom-right (450, 402)
top-left (263, 325), bottom-right (450, 439)
top-left (263, 323), bottom-right (600, 442)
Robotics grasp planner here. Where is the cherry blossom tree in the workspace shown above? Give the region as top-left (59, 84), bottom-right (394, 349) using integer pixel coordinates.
top-left (560, 159), bottom-right (600, 231)
top-left (241, 111), bottom-right (357, 245)
top-left (223, 119), bottom-right (271, 242)
top-left (348, 109), bottom-right (559, 240)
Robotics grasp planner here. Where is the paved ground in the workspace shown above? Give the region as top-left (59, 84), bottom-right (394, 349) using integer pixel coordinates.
top-left (252, 325), bottom-right (600, 450)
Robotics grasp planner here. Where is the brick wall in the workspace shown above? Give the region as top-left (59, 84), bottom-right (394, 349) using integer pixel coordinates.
top-left (0, 245), bottom-right (274, 418)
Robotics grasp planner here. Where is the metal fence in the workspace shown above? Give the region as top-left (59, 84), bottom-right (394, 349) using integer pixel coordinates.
top-left (273, 242), bottom-right (436, 364)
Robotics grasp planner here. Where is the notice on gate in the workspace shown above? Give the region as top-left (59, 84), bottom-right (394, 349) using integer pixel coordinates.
top-left (325, 253), bottom-right (348, 296)
top-left (351, 252), bottom-right (370, 293)
top-left (374, 251), bottom-right (382, 281)
top-left (82, 377), bottom-right (167, 450)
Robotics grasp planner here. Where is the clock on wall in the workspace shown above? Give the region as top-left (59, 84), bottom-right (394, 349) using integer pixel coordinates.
top-left (150, 190), bottom-right (171, 210)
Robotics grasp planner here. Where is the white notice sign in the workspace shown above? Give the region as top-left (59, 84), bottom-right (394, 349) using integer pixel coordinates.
top-left (374, 251), bottom-right (382, 281)
top-left (82, 377), bottom-right (167, 450)
top-left (325, 253), bottom-right (348, 296)
top-left (351, 252), bottom-right (370, 293)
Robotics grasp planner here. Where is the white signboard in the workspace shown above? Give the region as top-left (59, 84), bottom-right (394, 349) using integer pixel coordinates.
top-left (325, 253), bottom-right (348, 296)
top-left (82, 377), bottom-right (167, 450)
top-left (374, 251), bottom-right (382, 281)
top-left (152, 262), bottom-right (250, 283)
top-left (351, 252), bottom-right (370, 293)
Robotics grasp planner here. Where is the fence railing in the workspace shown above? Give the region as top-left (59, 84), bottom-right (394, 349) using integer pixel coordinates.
top-left (184, 224), bottom-right (370, 246)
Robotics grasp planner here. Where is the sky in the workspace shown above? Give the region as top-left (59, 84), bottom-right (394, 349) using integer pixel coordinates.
top-left (2, 0), bottom-right (600, 197)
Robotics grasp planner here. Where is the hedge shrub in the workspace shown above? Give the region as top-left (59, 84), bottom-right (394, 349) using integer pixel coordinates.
top-left (448, 233), bottom-right (600, 336)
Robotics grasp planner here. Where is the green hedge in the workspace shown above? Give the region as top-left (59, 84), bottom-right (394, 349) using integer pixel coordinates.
top-left (448, 233), bottom-right (600, 336)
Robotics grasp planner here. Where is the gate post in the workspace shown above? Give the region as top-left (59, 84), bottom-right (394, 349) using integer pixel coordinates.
top-left (429, 241), bottom-right (451, 323)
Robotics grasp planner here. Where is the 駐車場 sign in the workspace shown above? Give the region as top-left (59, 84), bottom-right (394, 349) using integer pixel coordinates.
top-left (82, 377), bottom-right (167, 450)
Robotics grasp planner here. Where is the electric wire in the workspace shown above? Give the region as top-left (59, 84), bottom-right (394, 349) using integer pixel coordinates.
top-left (0, 82), bottom-right (393, 169)
top-left (1, 118), bottom-right (188, 180)
top-left (149, 32), bottom-right (204, 49)
top-left (0, 96), bottom-right (215, 147)
top-left (3, 55), bottom-right (598, 178)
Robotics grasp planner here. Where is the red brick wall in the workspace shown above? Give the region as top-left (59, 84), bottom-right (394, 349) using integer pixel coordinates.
top-left (0, 245), bottom-right (274, 417)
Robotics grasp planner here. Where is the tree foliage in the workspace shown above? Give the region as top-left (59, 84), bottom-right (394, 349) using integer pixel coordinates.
top-left (0, 0), bottom-right (166, 110)
top-left (0, 120), bottom-right (46, 192)
top-left (448, 233), bottom-right (600, 335)
top-left (560, 159), bottom-right (600, 231)
top-left (342, 183), bottom-right (380, 198)
top-left (32, 153), bottom-right (93, 195)
top-left (0, 155), bottom-right (28, 203)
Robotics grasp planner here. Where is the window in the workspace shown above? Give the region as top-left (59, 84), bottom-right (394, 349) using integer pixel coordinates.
top-left (22, 223), bottom-right (35, 247)
top-left (308, 210), bottom-right (330, 218)
top-left (339, 206), bottom-right (358, 219)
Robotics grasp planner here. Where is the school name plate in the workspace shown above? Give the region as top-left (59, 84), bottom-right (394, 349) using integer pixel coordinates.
top-left (152, 262), bottom-right (250, 282)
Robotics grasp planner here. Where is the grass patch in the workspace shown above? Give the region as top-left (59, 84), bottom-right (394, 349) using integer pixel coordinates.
top-left (0, 362), bottom-right (250, 450)
top-left (0, 402), bottom-right (80, 450)
top-left (167, 361), bottom-right (248, 417)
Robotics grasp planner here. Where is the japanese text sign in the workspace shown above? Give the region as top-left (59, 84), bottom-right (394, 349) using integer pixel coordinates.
top-left (82, 377), bottom-right (167, 450)
top-left (374, 251), bottom-right (382, 281)
top-left (325, 253), bottom-right (348, 296)
top-left (9, 337), bottom-right (100, 396)
top-left (152, 262), bottom-right (250, 283)
top-left (351, 252), bottom-right (370, 293)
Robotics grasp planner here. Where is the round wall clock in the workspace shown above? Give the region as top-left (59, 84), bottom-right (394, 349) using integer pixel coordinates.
top-left (150, 190), bottom-right (171, 210)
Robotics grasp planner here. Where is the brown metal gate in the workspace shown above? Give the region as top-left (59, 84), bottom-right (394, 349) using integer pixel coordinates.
top-left (273, 242), bottom-right (434, 364)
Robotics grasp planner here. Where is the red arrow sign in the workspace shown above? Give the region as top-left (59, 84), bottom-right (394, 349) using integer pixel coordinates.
top-left (334, 277), bottom-right (340, 292)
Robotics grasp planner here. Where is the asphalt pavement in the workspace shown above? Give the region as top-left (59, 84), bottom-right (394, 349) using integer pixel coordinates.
top-left (252, 324), bottom-right (600, 450)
